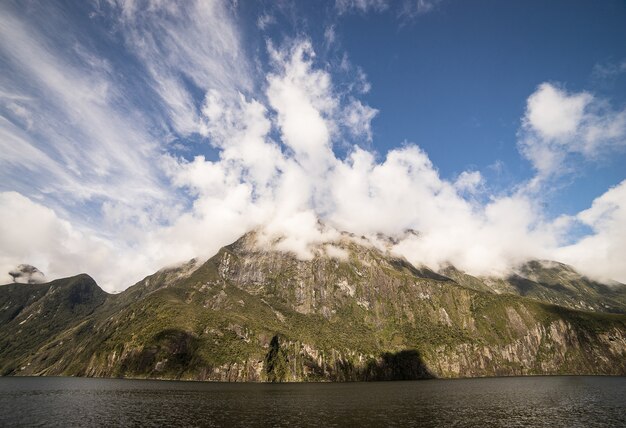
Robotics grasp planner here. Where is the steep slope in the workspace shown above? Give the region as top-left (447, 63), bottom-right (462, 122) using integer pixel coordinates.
top-left (1, 233), bottom-right (625, 381)
top-left (441, 260), bottom-right (626, 313)
top-left (0, 274), bottom-right (108, 375)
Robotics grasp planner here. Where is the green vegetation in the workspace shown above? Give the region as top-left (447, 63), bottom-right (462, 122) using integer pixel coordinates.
top-left (0, 233), bottom-right (624, 381)
top-left (264, 335), bottom-right (290, 382)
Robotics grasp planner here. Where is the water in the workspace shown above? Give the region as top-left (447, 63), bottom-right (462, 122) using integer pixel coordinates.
top-left (0, 376), bottom-right (624, 427)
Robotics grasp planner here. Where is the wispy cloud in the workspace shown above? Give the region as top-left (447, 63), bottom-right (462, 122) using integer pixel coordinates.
top-left (399, 0), bottom-right (443, 19)
top-left (592, 59), bottom-right (626, 80)
top-left (0, 2), bottom-right (170, 210)
top-left (335, 0), bottom-right (442, 19)
top-left (257, 13), bottom-right (276, 31)
top-left (0, 0), bottom-right (251, 289)
top-left (108, 0), bottom-right (252, 135)
top-left (336, 0), bottom-right (389, 15)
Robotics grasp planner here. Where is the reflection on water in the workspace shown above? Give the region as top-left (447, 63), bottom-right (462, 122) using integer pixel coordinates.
top-left (0, 376), bottom-right (624, 427)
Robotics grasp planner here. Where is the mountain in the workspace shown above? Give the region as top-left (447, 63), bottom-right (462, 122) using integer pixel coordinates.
top-left (1, 232), bottom-right (625, 381)
top-left (441, 260), bottom-right (626, 313)
top-left (0, 274), bottom-right (107, 374)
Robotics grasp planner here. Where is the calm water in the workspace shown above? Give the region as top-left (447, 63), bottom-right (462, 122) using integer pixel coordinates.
top-left (0, 376), bottom-right (624, 427)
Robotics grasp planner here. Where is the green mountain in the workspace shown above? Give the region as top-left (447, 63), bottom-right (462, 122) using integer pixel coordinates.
top-left (441, 260), bottom-right (626, 313)
top-left (1, 232), bottom-right (625, 381)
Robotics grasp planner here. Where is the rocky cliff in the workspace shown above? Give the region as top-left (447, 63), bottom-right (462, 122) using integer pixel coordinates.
top-left (1, 232), bottom-right (625, 381)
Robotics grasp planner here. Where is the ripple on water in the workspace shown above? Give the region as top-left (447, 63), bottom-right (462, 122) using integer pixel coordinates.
top-left (0, 376), bottom-right (625, 427)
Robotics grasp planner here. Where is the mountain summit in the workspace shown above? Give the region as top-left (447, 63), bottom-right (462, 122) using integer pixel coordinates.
top-left (1, 232), bottom-right (625, 381)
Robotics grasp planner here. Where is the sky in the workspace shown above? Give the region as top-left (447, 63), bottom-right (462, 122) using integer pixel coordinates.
top-left (1, 0), bottom-right (626, 291)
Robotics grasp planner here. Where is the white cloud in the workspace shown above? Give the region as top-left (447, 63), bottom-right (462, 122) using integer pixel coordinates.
top-left (343, 99), bottom-right (378, 141)
top-left (413, 0), bottom-right (441, 15)
top-left (592, 59), bottom-right (626, 80)
top-left (200, 90), bottom-right (282, 191)
top-left (0, 3), bottom-right (172, 222)
top-left (267, 40), bottom-right (338, 172)
top-left (160, 42), bottom-right (626, 284)
top-left (554, 180), bottom-right (626, 283)
top-left (355, 67), bottom-right (372, 94)
top-left (399, 0), bottom-right (443, 19)
top-left (326, 146), bottom-right (556, 277)
top-left (336, 0), bottom-right (441, 20)
top-left (335, 53), bottom-right (372, 94)
top-left (390, 199), bottom-right (549, 278)
top-left (324, 244), bottom-right (349, 260)
top-left (0, 192), bottom-right (153, 292)
top-left (109, 0), bottom-right (252, 135)
top-left (525, 83), bottom-right (591, 140)
top-left (257, 13), bottom-right (275, 31)
top-left (155, 40), bottom-right (378, 265)
top-left (336, 0), bottom-right (388, 14)
top-left (519, 83), bottom-right (626, 180)
top-left (454, 171), bottom-right (483, 194)
top-left (9, 264), bottom-right (46, 284)
top-left (324, 25), bottom-right (336, 47)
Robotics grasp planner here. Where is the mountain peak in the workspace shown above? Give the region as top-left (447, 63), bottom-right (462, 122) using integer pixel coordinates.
top-left (1, 232), bottom-right (625, 380)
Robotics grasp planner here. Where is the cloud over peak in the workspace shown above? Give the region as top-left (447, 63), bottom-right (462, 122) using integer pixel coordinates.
top-left (1, 2), bottom-right (625, 290)
top-left (164, 40), bottom-right (578, 281)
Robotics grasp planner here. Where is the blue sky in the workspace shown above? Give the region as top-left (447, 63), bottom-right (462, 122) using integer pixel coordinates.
top-left (1, 0), bottom-right (625, 290)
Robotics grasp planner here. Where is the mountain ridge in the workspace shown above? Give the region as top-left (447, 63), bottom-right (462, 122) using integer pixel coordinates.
top-left (1, 232), bottom-right (625, 381)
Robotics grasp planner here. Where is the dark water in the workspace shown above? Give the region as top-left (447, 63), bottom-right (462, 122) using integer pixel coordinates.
top-left (0, 376), bottom-right (624, 427)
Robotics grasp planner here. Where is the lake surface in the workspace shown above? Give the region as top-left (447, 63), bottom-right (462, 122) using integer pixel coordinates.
top-left (0, 376), bottom-right (624, 427)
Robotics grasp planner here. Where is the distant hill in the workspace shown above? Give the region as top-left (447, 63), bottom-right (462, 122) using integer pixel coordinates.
top-left (1, 232), bottom-right (625, 381)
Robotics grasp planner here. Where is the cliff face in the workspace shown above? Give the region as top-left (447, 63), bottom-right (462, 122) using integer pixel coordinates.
top-left (1, 232), bottom-right (625, 381)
